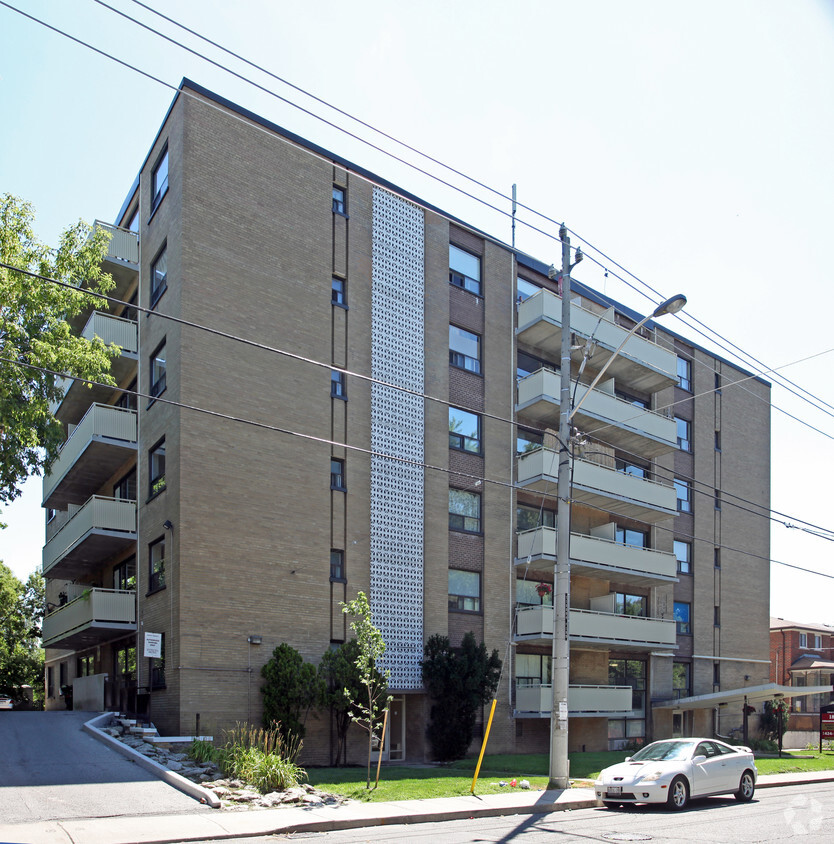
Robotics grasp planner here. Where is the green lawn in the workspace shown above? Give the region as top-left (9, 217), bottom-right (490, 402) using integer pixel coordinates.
top-left (305, 750), bottom-right (834, 803)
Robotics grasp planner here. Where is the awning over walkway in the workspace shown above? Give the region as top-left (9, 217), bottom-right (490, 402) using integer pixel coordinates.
top-left (654, 682), bottom-right (833, 711)
top-left (790, 656), bottom-right (834, 671)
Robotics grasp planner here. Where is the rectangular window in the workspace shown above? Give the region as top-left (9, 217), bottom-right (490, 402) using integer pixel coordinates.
top-left (516, 427), bottom-right (543, 454)
top-left (677, 356), bottom-right (692, 391)
top-left (675, 417), bottom-right (691, 451)
top-left (673, 662), bottom-right (691, 699)
top-left (449, 325), bottom-right (481, 374)
top-left (517, 504), bottom-right (555, 531)
top-left (150, 245), bottom-right (167, 306)
top-left (715, 430), bottom-right (721, 451)
top-left (516, 653), bottom-right (551, 686)
top-left (330, 370), bottom-right (346, 399)
top-left (151, 146), bottom-right (169, 213)
top-left (608, 658), bottom-right (646, 712)
top-left (715, 372), bottom-right (722, 393)
top-left (113, 556), bottom-right (136, 591)
top-left (713, 662), bottom-right (720, 686)
top-left (150, 342), bottom-right (167, 398)
top-left (800, 633), bottom-right (808, 649)
top-left (674, 601), bottom-right (691, 635)
top-left (116, 646), bottom-right (136, 681)
top-left (714, 547), bottom-right (721, 568)
top-left (448, 488), bottom-right (481, 533)
top-left (516, 578), bottom-right (554, 606)
top-left (616, 458), bottom-right (648, 478)
top-left (114, 468), bottom-right (136, 501)
top-left (616, 526), bottom-right (648, 548)
top-left (674, 540), bottom-right (691, 574)
top-left (126, 208), bottom-right (139, 233)
top-left (448, 569), bottom-right (481, 612)
top-left (714, 605), bottom-right (721, 627)
top-left (715, 489), bottom-right (721, 510)
top-left (331, 276), bottom-right (346, 306)
top-left (330, 549), bottom-right (345, 581)
top-left (330, 458), bottom-right (346, 490)
top-left (516, 277), bottom-right (541, 303)
top-left (614, 592), bottom-right (646, 617)
top-left (151, 633), bottom-right (166, 689)
top-left (449, 244), bottom-right (482, 295)
top-left (47, 666), bottom-right (54, 698)
top-left (332, 186), bottom-right (346, 214)
top-left (517, 350), bottom-right (556, 380)
top-left (116, 377), bottom-right (137, 411)
top-left (449, 407), bottom-right (481, 453)
top-left (149, 439), bottom-right (166, 496)
top-left (149, 537), bottom-right (165, 592)
top-left (674, 478), bottom-right (691, 513)
top-left (77, 654), bottom-right (94, 677)
top-left (814, 635), bottom-right (822, 650)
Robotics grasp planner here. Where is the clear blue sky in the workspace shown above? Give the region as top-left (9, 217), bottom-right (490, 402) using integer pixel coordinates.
top-left (1, 0), bottom-right (832, 622)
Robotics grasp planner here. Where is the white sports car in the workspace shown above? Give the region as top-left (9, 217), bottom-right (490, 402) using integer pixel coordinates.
top-left (595, 738), bottom-right (757, 810)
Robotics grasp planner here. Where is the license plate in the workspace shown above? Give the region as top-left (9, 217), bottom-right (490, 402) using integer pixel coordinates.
top-left (607, 787), bottom-right (622, 796)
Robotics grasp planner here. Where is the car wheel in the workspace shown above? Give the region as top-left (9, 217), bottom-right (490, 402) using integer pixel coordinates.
top-left (666, 776), bottom-right (689, 810)
top-left (602, 801), bottom-right (621, 810)
top-left (735, 770), bottom-right (755, 802)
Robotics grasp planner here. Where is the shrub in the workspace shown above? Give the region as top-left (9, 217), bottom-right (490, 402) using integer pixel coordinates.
top-left (214, 722), bottom-right (306, 793)
top-left (188, 738), bottom-right (217, 764)
top-left (260, 644), bottom-right (322, 741)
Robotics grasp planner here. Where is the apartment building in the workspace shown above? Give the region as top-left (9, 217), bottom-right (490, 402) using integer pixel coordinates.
top-left (41, 79), bottom-right (772, 762)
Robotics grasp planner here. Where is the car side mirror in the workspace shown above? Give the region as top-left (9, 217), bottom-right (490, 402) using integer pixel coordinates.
top-left (693, 755), bottom-right (706, 764)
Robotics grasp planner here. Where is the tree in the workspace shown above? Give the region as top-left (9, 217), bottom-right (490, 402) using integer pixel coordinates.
top-left (0, 562), bottom-right (44, 702)
top-left (341, 591), bottom-right (391, 788)
top-left (421, 631), bottom-right (502, 761)
top-left (760, 698), bottom-right (789, 745)
top-left (0, 194), bottom-right (117, 507)
top-left (260, 643), bottom-right (321, 741)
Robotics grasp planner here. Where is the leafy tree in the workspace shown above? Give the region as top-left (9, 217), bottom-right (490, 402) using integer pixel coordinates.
top-left (260, 643), bottom-right (321, 741)
top-left (760, 698), bottom-right (789, 744)
top-left (421, 631), bottom-right (501, 761)
top-left (319, 638), bottom-right (387, 766)
top-left (0, 562), bottom-right (44, 701)
top-left (0, 193), bottom-right (117, 507)
top-left (341, 591), bottom-right (391, 788)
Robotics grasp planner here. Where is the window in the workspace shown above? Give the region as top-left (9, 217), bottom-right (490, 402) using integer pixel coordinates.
top-left (115, 645), bottom-right (136, 681)
top-left (715, 372), bottom-right (722, 393)
top-left (449, 407), bottom-right (481, 453)
top-left (677, 356), bottom-right (692, 391)
top-left (674, 478), bottom-right (691, 513)
top-left (674, 540), bottom-right (691, 574)
top-left (616, 457), bottom-right (647, 478)
top-left (449, 325), bottom-right (481, 373)
top-left (150, 245), bottom-right (167, 306)
top-left (615, 592), bottom-right (646, 617)
top-left (330, 458), bottom-right (346, 490)
top-left (714, 547), bottom-right (721, 568)
top-left (517, 350), bottom-right (556, 379)
top-left (516, 578), bottom-right (553, 606)
top-left (126, 208), bottom-right (139, 233)
top-left (116, 377), bottom-right (137, 411)
top-left (113, 556), bottom-right (136, 591)
top-left (449, 244), bottom-right (481, 295)
top-left (330, 550), bottom-right (345, 581)
top-left (675, 417), bottom-right (691, 451)
top-left (59, 661), bottom-right (67, 691)
top-left (673, 662), bottom-right (691, 699)
top-left (77, 654), bottom-right (94, 677)
top-left (448, 569), bottom-right (481, 612)
top-left (332, 186), bottom-right (346, 214)
top-left (615, 389), bottom-right (649, 409)
top-left (151, 633), bottom-right (166, 689)
top-left (713, 662), bottom-right (720, 686)
top-left (674, 601), bottom-right (691, 635)
top-left (47, 666), bottom-right (54, 698)
top-left (714, 605), bottom-right (721, 627)
top-left (517, 504), bottom-right (555, 532)
top-left (516, 653), bottom-right (551, 686)
top-left (114, 468), bottom-right (136, 501)
top-left (149, 537), bottom-right (165, 592)
top-left (448, 488), bottom-right (481, 533)
top-left (330, 370), bottom-right (346, 399)
top-left (149, 439), bottom-right (166, 496)
top-left (516, 277), bottom-right (541, 303)
top-left (331, 276), bottom-right (346, 306)
top-left (715, 430), bottom-right (721, 451)
top-left (799, 633), bottom-right (808, 649)
top-left (616, 526), bottom-right (647, 548)
top-left (516, 427), bottom-right (543, 454)
top-left (608, 658), bottom-right (646, 712)
top-left (150, 342), bottom-right (167, 398)
top-left (715, 489), bottom-right (721, 510)
top-left (814, 634), bottom-right (823, 650)
top-left (151, 146), bottom-right (169, 213)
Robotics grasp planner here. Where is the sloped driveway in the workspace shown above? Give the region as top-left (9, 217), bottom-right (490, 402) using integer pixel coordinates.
top-left (0, 711), bottom-right (211, 824)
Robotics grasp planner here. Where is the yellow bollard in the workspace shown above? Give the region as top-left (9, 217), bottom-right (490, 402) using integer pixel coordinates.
top-left (470, 698), bottom-right (497, 793)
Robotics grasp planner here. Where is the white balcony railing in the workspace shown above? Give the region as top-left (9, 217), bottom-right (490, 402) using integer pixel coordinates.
top-left (42, 588), bottom-right (136, 648)
top-left (515, 683), bottom-right (633, 715)
top-left (93, 220), bottom-right (139, 265)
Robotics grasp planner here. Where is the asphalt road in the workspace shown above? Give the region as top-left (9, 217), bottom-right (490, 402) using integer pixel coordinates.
top-left (0, 711), bottom-right (210, 824)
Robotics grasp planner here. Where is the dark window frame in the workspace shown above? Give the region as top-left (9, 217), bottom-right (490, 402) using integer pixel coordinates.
top-left (331, 370), bottom-right (347, 399)
top-left (331, 276), bottom-right (347, 307)
top-left (330, 549), bottom-right (346, 582)
top-left (448, 488), bottom-right (482, 534)
top-left (674, 539), bottom-right (692, 574)
top-left (677, 356), bottom-right (692, 391)
top-left (150, 243), bottom-right (168, 307)
top-left (674, 478), bottom-right (691, 513)
top-left (449, 325), bottom-right (482, 375)
top-left (674, 601), bottom-right (692, 635)
top-left (449, 243), bottom-right (482, 296)
top-left (150, 144), bottom-right (169, 216)
top-left (448, 407), bottom-right (481, 454)
top-left (332, 185), bottom-right (347, 215)
top-left (149, 341), bottom-right (167, 400)
top-left (448, 568), bottom-right (482, 613)
top-left (148, 438), bottom-right (166, 499)
top-left (331, 457), bottom-right (346, 491)
top-left (675, 416), bottom-right (691, 452)
top-left (148, 536), bottom-right (166, 594)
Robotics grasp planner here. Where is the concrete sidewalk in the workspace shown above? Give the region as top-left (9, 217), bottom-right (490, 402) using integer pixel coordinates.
top-left (2, 771), bottom-right (833, 844)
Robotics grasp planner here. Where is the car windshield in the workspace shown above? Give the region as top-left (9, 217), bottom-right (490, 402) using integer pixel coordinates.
top-left (630, 740), bottom-right (696, 762)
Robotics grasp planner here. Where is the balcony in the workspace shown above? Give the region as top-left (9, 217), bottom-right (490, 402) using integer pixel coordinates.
top-left (43, 405), bottom-right (137, 509)
top-left (515, 605), bottom-right (677, 651)
top-left (517, 289), bottom-right (677, 393)
top-left (43, 496), bottom-right (136, 581)
top-left (42, 588), bottom-right (136, 650)
top-left (516, 528), bottom-right (678, 586)
top-left (52, 312), bottom-right (138, 423)
top-left (514, 683), bottom-right (633, 717)
top-left (517, 448), bottom-right (676, 523)
top-left (516, 369), bottom-right (676, 458)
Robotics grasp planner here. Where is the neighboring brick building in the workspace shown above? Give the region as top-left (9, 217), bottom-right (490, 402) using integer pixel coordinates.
top-left (41, 79), bottom-right (772, 762)
top-left (770, 618), bottom-right (834, 719)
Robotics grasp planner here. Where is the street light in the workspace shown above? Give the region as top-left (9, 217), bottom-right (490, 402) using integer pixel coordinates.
top-left (547, 227), bottom-right (686, 789)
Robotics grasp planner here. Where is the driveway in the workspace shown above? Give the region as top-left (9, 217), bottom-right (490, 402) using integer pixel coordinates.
top-left (0, 711), bottom-right (211, 824)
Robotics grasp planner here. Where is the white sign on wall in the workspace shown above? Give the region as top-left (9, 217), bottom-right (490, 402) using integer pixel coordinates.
top-left (144, 632), bottom-right (162, 659)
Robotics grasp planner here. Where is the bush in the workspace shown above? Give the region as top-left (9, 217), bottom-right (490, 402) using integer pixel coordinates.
top-left (214, 722), bottom-right (306, 793)
top-left (260, 644), bottom-right (321, 741)
top-left (188, 738), bottom-right (217, 764)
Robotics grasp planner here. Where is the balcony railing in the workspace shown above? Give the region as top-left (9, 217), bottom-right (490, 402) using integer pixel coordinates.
top-left (514, 683), bottom-right (633, 716)
top-left (43, 404), bottom-right (137, 508)
top-left (42, 588), bottom-right (136, 650)
top-left (515, 605), bottom-right (677, 649)
top-left (517, 289), bottom-right (677, 393)
top-left (516, 528), bottom-right (677, 583)
top-left (94, 220), bottom-right (139, 266)
top-left (516, 368), bottom-right (676, 457)
top-left (42, 496), bottom-right (136, 579)
top-left (517, 448), bottom-right (676, 523)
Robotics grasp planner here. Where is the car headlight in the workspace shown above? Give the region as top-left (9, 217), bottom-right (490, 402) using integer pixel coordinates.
top-left (637, 769), bottom-right (665, 783)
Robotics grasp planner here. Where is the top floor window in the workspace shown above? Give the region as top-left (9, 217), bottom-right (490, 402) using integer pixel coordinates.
top-left (677, 356), bottom-right (692, 391)
top-left (516, 277), bottom-right (541, 303)
top-left (449, 325), bottom-right (481, 374)
top-left (332, 186), bottom-right (346, 214)
top-left (449, 244), bottom-right (481, 295)
top-left (151, 146), bottom-right (169, 214)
